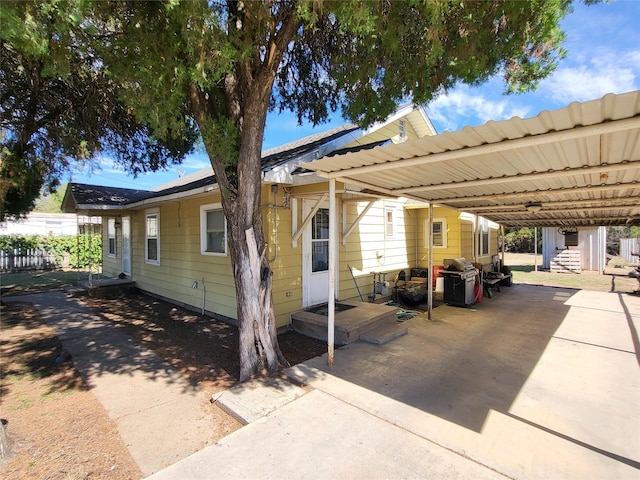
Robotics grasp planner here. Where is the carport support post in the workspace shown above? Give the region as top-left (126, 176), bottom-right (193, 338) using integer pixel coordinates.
top-left (534, 227), bottom-right (538, 272)
top-left (501, 225), bottom-right (505, 269)
top-left (428, 203), bottom-right (434, 320)
top-left (327, 178), bottom-right (336, 366)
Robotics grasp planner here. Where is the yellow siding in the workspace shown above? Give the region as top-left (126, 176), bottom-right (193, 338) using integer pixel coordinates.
top-left (416, 207), bottom-right (462, 268)
top-left (340, 200), bottom-right (415, 301)
top-left (120, 195), bottom-right (240, 322)
top-left (102, 217), bottom-right (121, 277)
top-left (100, 184), bottom-right (500, 332)
top-left (460, 217), bottom-right (474, 260)
top-left (100, 190), bottom-right (501, 331)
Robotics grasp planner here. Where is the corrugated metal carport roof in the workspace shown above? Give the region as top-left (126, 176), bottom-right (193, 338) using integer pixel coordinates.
top-left (302, 91), bottom-right (640, 227)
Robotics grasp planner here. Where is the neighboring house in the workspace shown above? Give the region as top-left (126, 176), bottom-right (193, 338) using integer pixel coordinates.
top-left (542, 226), bottom-right (607, 272)
top-left (63, 105), bottom-right (500, 330)
top-left (0, 212), bottom-right (94, 236)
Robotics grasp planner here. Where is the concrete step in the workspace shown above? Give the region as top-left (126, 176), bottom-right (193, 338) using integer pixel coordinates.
top-left (291, 301), bottom-right (400, 345)
top-left (359, 323), bottom-right (408, 345)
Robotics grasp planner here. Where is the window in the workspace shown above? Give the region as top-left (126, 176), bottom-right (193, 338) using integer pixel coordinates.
top-left (424, 218), bottom-right (447, 248)
top-left (145, 209), bottom-right (160, 264)
top-left (385, 207), bottom-right (395, 237)
top-left (399, 119), bottom-right (407, 142)
top-left (311, 208), bottom-right (329, 272)
top-left (476, 218), bottom-right (490, 257)
top-left (565, 232), bottom-right (579, 247)
top-left (200, 203), bottom-right (227, 256)
top-left (107, 218), bottom-right (116, 257)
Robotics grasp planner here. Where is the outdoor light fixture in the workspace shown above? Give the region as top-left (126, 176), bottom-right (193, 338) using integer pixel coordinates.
top-left (525, 202), bottom-right (543, 213)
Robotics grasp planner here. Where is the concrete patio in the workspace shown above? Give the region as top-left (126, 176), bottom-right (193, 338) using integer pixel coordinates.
top-left (156, 283), bottom-right (640, 479)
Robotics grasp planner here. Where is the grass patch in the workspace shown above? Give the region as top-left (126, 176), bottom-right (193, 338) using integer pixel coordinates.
top-left (0, 269), bottom-right (95, 294)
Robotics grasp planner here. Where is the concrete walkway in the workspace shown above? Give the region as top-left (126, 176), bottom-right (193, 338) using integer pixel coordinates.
top-left (7, 285), bottom-right (640, 479)
top-left (4, 291), bottom-right (216, 477)
top-left (152, 285), bottom-right (640, 480)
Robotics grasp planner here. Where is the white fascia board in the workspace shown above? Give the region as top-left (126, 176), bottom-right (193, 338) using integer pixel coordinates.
top-left (291, 172), bottom-right (328, 186)
top-left (262, 129), bottom-right (365, 184)
top-left (128, 183), bottom-right (221, 209)
top-left (416, 105), bottom-right (438, 135)
top-left (75, 204), bottom-right (129, 211)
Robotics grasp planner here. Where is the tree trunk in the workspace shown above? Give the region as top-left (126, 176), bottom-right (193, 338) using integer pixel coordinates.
top-left (220, 100), bottom-right (288, 382)
top-left (187, 5), bottom-right (300, 381)
top-left (225, 197), bottom-right (288, 382)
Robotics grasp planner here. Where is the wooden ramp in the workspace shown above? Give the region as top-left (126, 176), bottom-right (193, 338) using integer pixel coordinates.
top-left (291, 300), bottom-right (407, 346)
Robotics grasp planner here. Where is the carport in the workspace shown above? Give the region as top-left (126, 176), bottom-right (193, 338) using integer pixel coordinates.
top-left (302, 90), bottom-right (640, 363)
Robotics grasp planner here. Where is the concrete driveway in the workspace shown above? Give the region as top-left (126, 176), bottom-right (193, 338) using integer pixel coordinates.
top-left (287, 284), bottom-right (640, 479)
top-left (151, 283), bottom-right (639, 479)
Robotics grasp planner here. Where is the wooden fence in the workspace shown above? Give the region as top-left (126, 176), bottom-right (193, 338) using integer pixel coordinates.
top-left (0, 248), bottom-right (57, 272)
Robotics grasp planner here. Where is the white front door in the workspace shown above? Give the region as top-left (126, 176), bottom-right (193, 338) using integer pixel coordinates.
top-left (302, 200), bottom-right (330, 307)
top-left (121, 216), bottom-right (131, 276)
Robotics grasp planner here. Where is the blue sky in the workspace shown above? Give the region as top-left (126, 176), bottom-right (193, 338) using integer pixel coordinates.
top-left (67, 0), bottom-right (640, 191)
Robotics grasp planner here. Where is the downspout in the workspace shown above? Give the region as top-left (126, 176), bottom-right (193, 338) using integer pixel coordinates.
top-left (201, 278), bottom-right (206, 315)
top-left (473, 215), bottom-right (478, 263)
top-left (267, 185), bottom-right (279, 263)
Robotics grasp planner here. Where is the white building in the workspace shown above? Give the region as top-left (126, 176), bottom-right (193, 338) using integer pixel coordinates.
top-left (0, 212), bottom-right (94, 236)
top-left (542, 226), bottom-right (607, 273)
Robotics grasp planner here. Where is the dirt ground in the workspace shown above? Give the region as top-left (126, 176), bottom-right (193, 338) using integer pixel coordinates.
top-left (0, 293), bottom-right (327, 480)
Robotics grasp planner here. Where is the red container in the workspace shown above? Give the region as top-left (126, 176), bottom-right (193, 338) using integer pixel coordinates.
top-left (474, 283), bottom-right (483, 303)
top-left (432, 265), bottom-right (445, 288)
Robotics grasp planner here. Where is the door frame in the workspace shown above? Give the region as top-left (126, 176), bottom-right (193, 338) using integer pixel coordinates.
top-left (121, 216), bottom-right (131, 277)
top-left (302, 198), bottom-right (330, 307)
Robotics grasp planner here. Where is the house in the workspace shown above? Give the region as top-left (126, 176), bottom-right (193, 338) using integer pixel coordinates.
top-left (0, 212), bottom-right (91, 236)
top-left (63, 105), bottom-right (501, 331)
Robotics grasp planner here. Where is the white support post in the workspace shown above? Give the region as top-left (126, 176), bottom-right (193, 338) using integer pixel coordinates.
top-left (501, 225), bottom-right (505, 269)
top-left (328, 179), bottom-right (336, 366)
top-left (534, 226), bottom-right (538, 272)
top-left (428, 203), bottom-right (434, 321)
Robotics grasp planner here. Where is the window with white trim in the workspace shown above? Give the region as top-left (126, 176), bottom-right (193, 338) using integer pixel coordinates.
top-left (200, 203), bottom-right (227, 256)
top-left (424, 218), bottom-right (448, 248)
top-left (145, 209), bottom-right (160, 264)
top-left (476, 217), bottom-right (490, 256)
top-left (107, 218), bottom-right (116, 257)
top-left (385, 207), bottom-right (395, 237)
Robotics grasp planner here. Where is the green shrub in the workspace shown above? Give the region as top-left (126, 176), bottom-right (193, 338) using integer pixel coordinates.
top-left (0, 234), bottom-right (102, 269)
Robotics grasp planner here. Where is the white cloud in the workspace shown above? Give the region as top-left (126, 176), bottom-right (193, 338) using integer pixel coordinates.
top-left (180, 154), bottom-right (211, 171)
top-left (426, 87), bottom-right (532, 132)
top-left (542, 49), bottom-right (640, 104)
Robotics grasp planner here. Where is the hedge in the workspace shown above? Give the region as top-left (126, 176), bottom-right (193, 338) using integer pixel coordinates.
top-left (0, 234), bottom-right (102, 269)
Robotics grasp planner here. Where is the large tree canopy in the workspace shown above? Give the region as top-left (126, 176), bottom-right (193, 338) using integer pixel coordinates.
top-left (1, 0), bottom-right (580, 380)
top-left (0, 1), bottom-right (198, 221)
